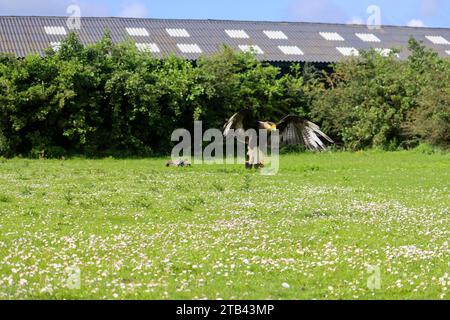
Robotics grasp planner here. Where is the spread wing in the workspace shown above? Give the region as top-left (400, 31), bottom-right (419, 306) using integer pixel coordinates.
top-left (223, 109), bottom-right (254, 137)
top-left (277, 115), bottom-right (333, 151)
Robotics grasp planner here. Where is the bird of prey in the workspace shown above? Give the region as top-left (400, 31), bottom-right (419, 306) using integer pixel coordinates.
top-left (223, 109), bottom-right (333, 168)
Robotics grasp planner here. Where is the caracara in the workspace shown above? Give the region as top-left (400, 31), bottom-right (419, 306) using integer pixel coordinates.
top-left (223, 109), bottom-right (333, 168)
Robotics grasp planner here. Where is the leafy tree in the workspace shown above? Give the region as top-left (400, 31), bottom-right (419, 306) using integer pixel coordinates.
top-left (0, 32), bottom-right (447, 157)
top-left (403, 39), bottom-right (450, 147)
top-left (309, 40), bottom-right (449, 150)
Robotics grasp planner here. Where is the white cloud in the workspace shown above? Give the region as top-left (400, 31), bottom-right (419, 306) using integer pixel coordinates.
top-left (119, 2), bottom-right (148, 18)
top-left (347, 17), bottom-right (365, 25)
top-left (407, 19), bottom-right (426, 27)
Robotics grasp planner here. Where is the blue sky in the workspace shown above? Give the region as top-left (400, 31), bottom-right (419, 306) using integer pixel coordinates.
top-left (0, 0), bottom-right (449, 28)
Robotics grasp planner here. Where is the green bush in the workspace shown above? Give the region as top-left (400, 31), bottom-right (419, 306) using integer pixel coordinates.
top-left (403, 40), bottom-right (450, 148)
top-left (0, 33), bottom-right (310, 157)
top-left (310, 49), bottom-right (404, 150)
top-left (308, 39), bottom-right (449, 150)
top-left (0, 32), bottom-right (448, 157)
top-left (413, 143), bottom-right (439, 155)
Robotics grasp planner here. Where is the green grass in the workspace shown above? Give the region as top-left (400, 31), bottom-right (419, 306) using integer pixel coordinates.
top-left (0, 150), bottom-right (449, 300)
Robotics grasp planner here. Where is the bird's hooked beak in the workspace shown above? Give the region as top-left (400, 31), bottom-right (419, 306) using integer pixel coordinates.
top-left (270, 124), bottom-right (277, 131)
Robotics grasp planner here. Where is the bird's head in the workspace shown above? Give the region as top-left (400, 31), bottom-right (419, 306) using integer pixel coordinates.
top-left (261, 121), bottom-right (277, 132)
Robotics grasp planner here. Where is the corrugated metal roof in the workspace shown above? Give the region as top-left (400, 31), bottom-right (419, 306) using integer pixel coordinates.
top-left (0, 16), bottom-right (449, 62)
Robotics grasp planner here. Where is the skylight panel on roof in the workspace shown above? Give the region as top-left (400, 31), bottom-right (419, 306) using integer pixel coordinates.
top-left (44, 26), bottom-right (67, 35)
top-left (50, 42), bottom-right (61, 51)
top-left (225, 29), bottom-right (249, 39)
top-left (126, 27), bottom-right (149, 37)
top-left (355, 33), bottom-right (381, 42)
top-left (278, 45), bottom-right (304, 55)
top-left (238, 45), bottom-right (264, 54)
top-left (166, 28), bottom-right (190, 37)
top-left (336, 47), bottom-right (359, 56)
top-left (136, 43), bottom-right (160, 53)
top-left (320, 32), bottom-right (344, 41)
top-left (425, 35), bottom-right (449, 45)
top-left (177, 43), bottom-right (202, 53)
top-left (263, 30), bottom-right (288, 40)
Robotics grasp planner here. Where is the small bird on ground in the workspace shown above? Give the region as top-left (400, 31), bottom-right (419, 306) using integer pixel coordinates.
top-left (223, 109), bottom-right (333, 168)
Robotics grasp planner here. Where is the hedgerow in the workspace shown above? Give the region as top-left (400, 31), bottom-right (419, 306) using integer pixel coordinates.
top-left (0, 32), bottom-right (448, 157)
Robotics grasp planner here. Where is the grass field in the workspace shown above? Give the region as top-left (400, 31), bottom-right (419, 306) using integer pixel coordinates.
top-left (0, 150), bottom-right (449, 300)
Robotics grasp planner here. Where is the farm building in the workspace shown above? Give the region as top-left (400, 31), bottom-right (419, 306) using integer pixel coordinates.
top-left (0, 16), bottom-right (449, 66)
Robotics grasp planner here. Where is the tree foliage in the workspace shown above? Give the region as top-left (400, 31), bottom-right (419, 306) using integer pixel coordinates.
top-left (309, 39), bottom-right (449, 150)
top-left (0, 33), bottom-right (448, 157)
